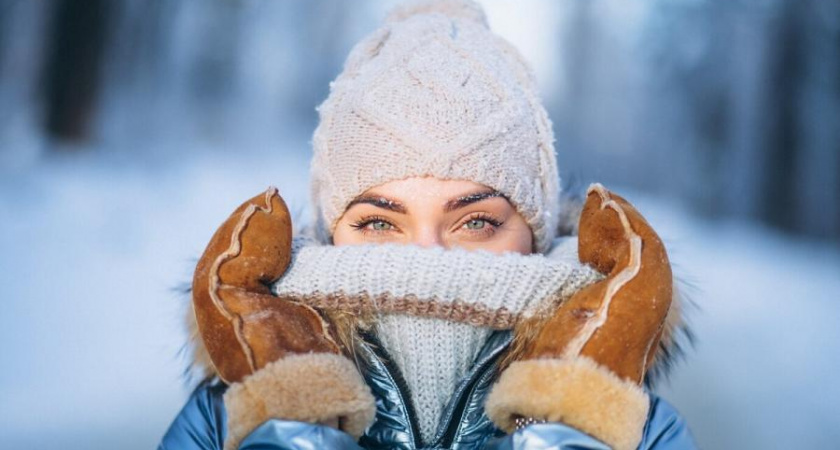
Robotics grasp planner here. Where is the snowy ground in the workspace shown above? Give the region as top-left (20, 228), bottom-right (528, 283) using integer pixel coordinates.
top-left (1, 145), bottom-right (838, 449)
top-left (632, 192), bottom-right (840, 449)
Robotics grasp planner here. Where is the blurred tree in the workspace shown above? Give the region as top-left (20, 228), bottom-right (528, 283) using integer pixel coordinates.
top-left (3, 0), bottom-right (836, 239)
top-left (761, 0), bottom-right (802, 233)
top-left (42, 0), bottom-right (110, 143)
top-left (552, 0), bottom-right (839, 241)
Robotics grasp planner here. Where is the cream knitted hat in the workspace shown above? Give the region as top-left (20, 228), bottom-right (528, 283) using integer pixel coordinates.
top-left (310, 0), bottom-right (561, 253)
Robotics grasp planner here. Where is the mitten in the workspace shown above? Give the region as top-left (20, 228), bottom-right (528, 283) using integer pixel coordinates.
top-left (192, 187), bottom-right (375, 450)
top-left (485, 184), bottom-right (673, 450)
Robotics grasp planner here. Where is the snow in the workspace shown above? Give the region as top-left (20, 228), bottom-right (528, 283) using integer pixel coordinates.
top-left (0, 147), bottom-right (311, 449)
top-left (630, 192), bottom-right (840, 449)
top-left (1, 146), bottom-right (838, 449)
top-left (1, 0), bottom-right (838, 447)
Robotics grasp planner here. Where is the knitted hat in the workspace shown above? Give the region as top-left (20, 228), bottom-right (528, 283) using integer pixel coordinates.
top-left (311, 0), bottom-right (560, 253)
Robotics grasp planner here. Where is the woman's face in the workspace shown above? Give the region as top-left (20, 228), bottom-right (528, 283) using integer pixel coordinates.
top-left (333, 177), bottom-right (533, 254)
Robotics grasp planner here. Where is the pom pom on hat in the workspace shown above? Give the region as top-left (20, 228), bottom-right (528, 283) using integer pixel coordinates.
top-left (386, 0), bottom-right (488, 27)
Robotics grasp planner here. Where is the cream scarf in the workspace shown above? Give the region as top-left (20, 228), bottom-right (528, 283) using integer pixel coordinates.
top-left (272, 237), bottom-right (601, 443)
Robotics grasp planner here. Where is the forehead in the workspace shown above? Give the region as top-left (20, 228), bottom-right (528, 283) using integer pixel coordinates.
top-left (363, 177), bottom-right (494, 201)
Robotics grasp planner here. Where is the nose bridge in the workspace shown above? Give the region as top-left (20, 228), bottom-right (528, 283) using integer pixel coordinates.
top-left (411, 225), bottom-right (445, 248)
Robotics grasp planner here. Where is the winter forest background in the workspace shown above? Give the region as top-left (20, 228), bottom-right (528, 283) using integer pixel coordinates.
top-left (1, 0), bottom-right (838, 449)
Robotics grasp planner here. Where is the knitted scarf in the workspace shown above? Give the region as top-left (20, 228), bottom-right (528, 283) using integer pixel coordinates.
top-left (272, 237), bottom-right (602, 443)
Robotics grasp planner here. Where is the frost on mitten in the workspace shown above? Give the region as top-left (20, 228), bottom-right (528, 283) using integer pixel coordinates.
top-left (191, 187), bottom-right (375, 450)
top-left (486, 184), bottom-right (673, 450)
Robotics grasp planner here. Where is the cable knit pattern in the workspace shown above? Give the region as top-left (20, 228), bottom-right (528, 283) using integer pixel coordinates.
top-left (272, 236), bottom-right (602, 443)
top-left (310, 0), bottom-right (561, 253)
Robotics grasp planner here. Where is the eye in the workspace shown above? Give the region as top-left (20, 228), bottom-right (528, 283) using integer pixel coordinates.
top-left (457, 213), bottom-right (503, 237)
top-left (463, 218), bottom-right (488, 230)
top-left (350, 215), bottom-right (398, 234)
top-left (369, 220), bottom-right (394, 231)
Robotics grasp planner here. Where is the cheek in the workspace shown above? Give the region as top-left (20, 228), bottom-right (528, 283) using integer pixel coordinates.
top-left (332, 221), bottom-right (361, 246)
top-left (497, 215), bottom-right (534, 254)
top-left (454, 220), bottom-right (533, 255)
top-left (491, 226), bottom-right (533, 254)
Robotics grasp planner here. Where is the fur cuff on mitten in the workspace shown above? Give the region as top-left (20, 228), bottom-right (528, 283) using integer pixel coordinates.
top-left (223, 353), bottom-right (376, 450)
top-left (485, 356), bottom-right (649, 450)
top-left (486, 185), bottom-right (676, 450)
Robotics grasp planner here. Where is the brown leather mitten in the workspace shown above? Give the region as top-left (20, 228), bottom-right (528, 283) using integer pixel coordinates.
top-left (486, 184), bottom-right (673, 450)
top-left (192, 187), bottom-right (375, 450)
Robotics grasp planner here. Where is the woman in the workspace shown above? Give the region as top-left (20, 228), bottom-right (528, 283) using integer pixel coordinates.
top-left (159, 1), bottom-right (697, 449)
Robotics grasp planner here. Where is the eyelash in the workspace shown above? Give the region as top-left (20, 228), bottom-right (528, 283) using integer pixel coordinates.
top-left (349, 215), bottom-right (395, 235)
top-left (348, 213), bottom-right (504, 237)
top-left (458, 213), bottom-right (504, 237)
top-left (463, 212), bottom-right (501, 226)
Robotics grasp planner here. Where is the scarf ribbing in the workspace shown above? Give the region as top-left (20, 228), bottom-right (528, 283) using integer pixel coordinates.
top-left (272, 237), bottom-right (601, 443)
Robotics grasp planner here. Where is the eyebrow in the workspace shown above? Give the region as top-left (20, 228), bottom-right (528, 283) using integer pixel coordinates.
top-left (444, 190), bottom-right (506, 212)
top-left (346, 195), bottom-right (408, 214)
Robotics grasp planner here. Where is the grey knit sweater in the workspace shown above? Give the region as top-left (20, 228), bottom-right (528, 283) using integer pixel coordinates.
top-left (272, 237), bottom-right (602, 442)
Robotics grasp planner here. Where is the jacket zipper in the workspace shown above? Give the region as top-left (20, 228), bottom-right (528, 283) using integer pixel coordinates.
top-left (434, 332), bottom-right (512, 448)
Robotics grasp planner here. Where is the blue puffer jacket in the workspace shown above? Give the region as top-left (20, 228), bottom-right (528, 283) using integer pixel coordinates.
top-left (159, 331), bottom-right (696, 449)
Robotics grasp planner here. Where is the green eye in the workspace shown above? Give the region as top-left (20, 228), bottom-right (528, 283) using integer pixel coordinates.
top-left (371, 220), bottom-right (393, 231)
top-left (464, 219), bottom-right (486, 230)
